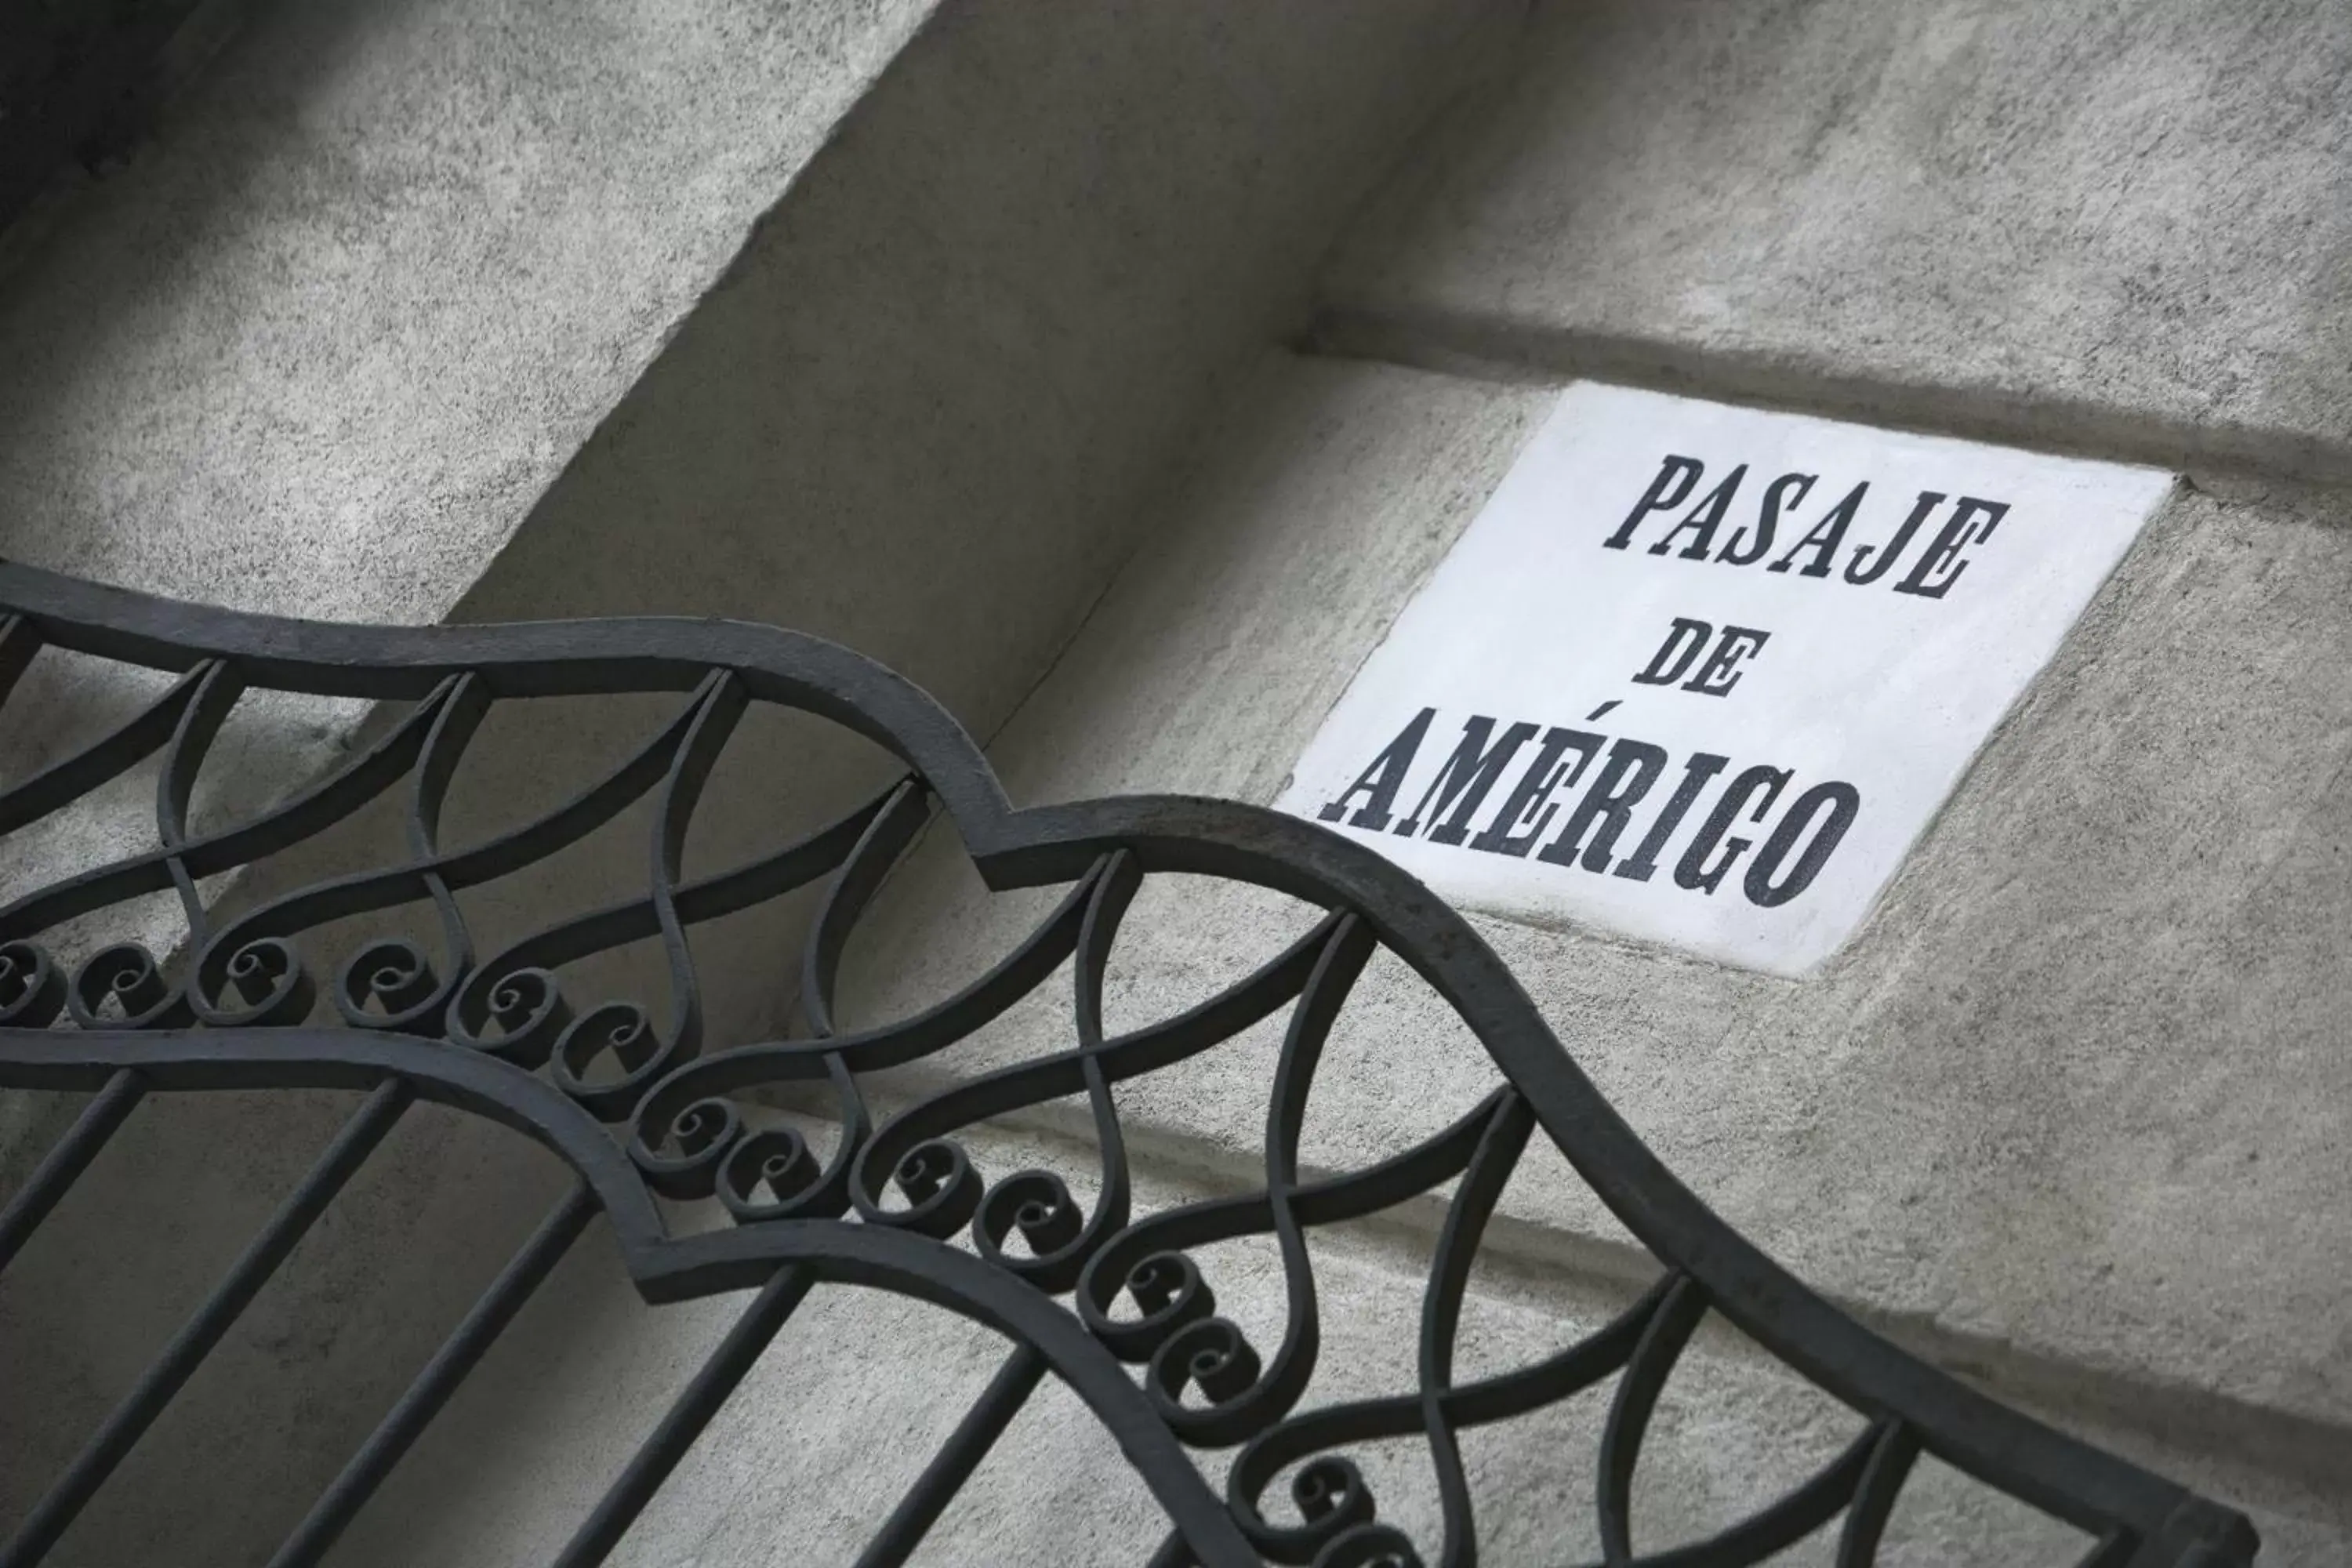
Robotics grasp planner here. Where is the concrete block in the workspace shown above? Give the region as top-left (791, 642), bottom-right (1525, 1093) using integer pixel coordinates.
top-left (0, 0), bottom-right (935, 626)
top-left (0, 1089), bottom-right (577, 1566)
top-left (0, 4), bottom-right (1523, 1557)
top-left (326, 1119), bottom-right (2205, 1566)
top-left (839, 354), bottom-right (2352, 1533)
top-left (1322, 0), bottom-right (2352, 483)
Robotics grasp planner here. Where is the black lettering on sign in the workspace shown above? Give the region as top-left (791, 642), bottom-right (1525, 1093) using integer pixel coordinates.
top-left (1468, 728), bottom-right (1602, 857)
top-left (1767, 481), bottom-right (1866, 578)
top-left (1717, 473), bottom-right (1813, 566)
top-left (1632, 619), bottom-right (1771, 697)
top-left (1400, 716), bottom-right (1541, 845)
top-left (1682, 626), bottom-right (1769, 697)
top-left (1602, 456), bottom-right (1704, 550)
top-left (1894, 497), bottom-right (2009, 598)
top-left (1604, 455), bottom-right (2014, 599)
top-left (1316, 709), bottom-right (1864, 913)
top-left (1613, 751), bottom-right (1729, 883)
top-left (1316, 706), bottom-right (1432, 831)
top-left (1674, 764), bottom-right (1791, 895)
top-left (1647, 464), bottom-right (1747, 560)
top-left (1744, 781), bottom-right (1861, 906)
top-left (1632, 618), bottom-right (1712, 687)
top-left (1537, 738), bottom-right (1667, 873)
top-left (1844, 489), bottom-right (1944, 585)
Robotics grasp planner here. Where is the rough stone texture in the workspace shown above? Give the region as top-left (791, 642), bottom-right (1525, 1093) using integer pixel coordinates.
top-left (840, 354), bottom-right (2352, 1541)
top-left (2, 0), bottom-right (935, 1545)
top-left (11, 0), bottom-right (2350, 1558)
top-left (0, 2), bottom-right (1523, 1559)
top-left (430, 0), bottom-right (1519, 999)
top-left (319, 1118), bottom-right (2164, 1567)
top-left (0, 0), bottom-right (935, 624)
top-left (0, 0), bottom-right (1516, 1054)
top-left (1320, 0), bottom-right (2352, 484)
top-left (0, 0), bottom-right (940, 1162)
top-left (418, 0), bottom-right (1518, 1048)
top-left (0, 1091), bottom-right (575, 1567)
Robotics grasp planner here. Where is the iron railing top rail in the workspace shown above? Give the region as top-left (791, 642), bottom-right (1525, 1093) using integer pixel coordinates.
top-left (0, 559), bottom-right (2259, 1568)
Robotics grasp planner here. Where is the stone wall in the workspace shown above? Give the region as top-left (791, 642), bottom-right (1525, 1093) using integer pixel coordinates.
top-left (0, 0), bottom-right (1508, 1561)
top-left (5, 0), bottom-right (2348, 1563)
top-left (822, 0), bottom-right (2352, 1555)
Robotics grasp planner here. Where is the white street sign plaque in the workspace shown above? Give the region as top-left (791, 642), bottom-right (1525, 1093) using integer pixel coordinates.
top-left (1276, 383), bottom-right (2172, 975)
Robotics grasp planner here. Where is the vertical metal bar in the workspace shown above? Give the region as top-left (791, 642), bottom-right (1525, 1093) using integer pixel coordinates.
top-left (851, 1343), bottom-right (1047, 1568)
top-left (549, 1265), bottom-right (814, 1568)
top-left (0, 1080), bottom-right (410, 1568)
top-left (1835, 1421), bottom-right (1918, 1568)
top-left (0, 1069), bottom-right (144, 1274)
top-left (1145, 1530), bottom-right (1197, 1568)
top-left (265, 1180), bottom-right (600, 1568)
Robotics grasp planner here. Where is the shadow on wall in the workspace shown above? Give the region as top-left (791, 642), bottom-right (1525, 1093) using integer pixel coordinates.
top-left (0, 0), bottom-right (1523, 1559)
top-left (0, 637), bottom-right (929, 1564)
top-left (0, 0), bottom-right (940, 623)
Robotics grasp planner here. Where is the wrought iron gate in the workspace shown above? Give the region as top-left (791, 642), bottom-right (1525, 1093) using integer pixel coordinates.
top-left (0, 561), bottom-right (2259, 1566)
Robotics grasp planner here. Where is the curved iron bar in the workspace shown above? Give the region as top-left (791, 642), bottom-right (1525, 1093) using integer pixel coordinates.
top-left (0, 561), bottom-right (2259, 1568)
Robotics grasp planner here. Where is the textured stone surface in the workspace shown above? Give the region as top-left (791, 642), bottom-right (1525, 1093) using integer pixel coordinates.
top-left (0, 0), bottom-right (1512, 1046)
top-left (841, 355), bottom-right (2352, 1538)
top-left (0, 1091), bottom-right (574, 1567)
top-left (0, 2), bottom-right (1520, 1559)
top-left (0, 0), bottom-right (935, 625)
top-left (10, 0), bottom-right (2352, 1556)
top-left (414, 0), bottom-right (1515, 1050)
top-left (2, 2), bottom-right (934, 1541)
top-left (1323, 0), bottom-right (2352, 482)
top-left (452, 0), bottom-right (1508, 728)
top-left (0, 0), bottom-right (941, 1086)
top-left (322, 1119), bottom-right (2159, 1567)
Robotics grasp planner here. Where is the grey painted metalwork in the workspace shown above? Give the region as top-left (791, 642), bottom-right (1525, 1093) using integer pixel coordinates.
top-left (0, 561), bottom-right (2260, 1566)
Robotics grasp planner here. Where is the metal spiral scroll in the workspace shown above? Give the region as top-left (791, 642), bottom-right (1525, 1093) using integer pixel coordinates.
top-left (0, 561), bottom-right (2259, 1568)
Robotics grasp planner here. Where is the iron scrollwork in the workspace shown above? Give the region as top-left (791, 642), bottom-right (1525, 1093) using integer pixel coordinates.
top-left (0, 560), bottom-right (2259, 1567)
